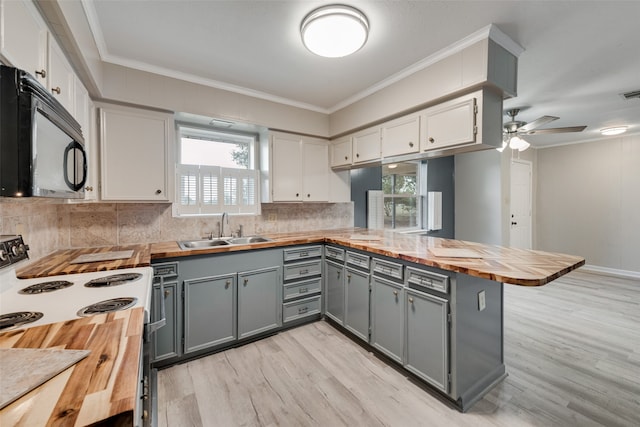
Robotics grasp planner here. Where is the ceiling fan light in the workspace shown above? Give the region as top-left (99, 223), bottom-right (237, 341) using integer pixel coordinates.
top-left (518, 140), bottom-right (531, 151)
top-left (600, 126), bottom-right (627, 136)
top-left (509, 136), bottom-right (526, 150)
top-left (301, 5), bottom-right (369, 58)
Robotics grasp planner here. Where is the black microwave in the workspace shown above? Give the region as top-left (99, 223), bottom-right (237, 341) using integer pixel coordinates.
top-left (0, 65), bottom-right (87, 198)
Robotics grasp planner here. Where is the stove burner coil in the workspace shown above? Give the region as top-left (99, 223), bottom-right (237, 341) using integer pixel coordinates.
top-left (19, 280), bottom-right (74, 294)
top-left (76, 297), bottom-right (138, 317)
top-left (0, 311), bottom-right (44, 330)
top-left (84, 273), bottom-right (143, 288)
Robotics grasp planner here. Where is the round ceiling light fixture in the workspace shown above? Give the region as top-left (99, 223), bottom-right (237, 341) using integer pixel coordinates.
top-left (600, 126), bottom-right (627, 136)
top-left (301, 5), bottom-right (369, 58)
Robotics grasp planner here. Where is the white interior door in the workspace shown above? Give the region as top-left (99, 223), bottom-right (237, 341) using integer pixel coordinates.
top-left (510, 159), bottom-right (532, 249)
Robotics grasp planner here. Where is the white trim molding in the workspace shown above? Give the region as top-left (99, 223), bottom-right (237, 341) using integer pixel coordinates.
top-left (581, 264), bottom-right (640, 280)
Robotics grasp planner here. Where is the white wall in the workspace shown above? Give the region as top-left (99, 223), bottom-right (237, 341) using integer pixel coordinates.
top-left (536, 134), bottom-right (640, 272)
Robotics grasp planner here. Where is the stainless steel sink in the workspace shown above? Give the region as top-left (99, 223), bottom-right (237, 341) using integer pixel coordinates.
top-left (178, 236), bottom-right (271, 250)
top-left (226, 236), bottom-right (272, 245)
top-left (178, 239), bottom-right (231, 250)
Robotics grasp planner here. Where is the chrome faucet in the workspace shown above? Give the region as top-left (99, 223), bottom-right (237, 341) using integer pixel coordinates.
top-left (219, 212), bottom-right (229, 238)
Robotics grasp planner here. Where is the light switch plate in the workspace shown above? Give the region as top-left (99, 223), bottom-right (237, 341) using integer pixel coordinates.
top-left (478, 290), bottom-right (486, 311)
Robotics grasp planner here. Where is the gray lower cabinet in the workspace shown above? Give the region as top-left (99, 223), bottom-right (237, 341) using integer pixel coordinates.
top-left (344, 267), bottom-right (370, 342)
top-left (405, 288), bottom-right (450, 393)
top-left (324, 259), bottom-right (345, 324)
top-left (238, 266), bottom-right (282, 339)
top-left (184, 273), bottom-right (237, 353)
top-left (151, 279), bottom-right (180, 362)
top-left (370, 276), bottom-right (404, 363)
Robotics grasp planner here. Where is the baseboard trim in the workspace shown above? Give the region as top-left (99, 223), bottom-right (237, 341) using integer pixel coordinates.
top-left (581, 264), bottom-right (640, 280)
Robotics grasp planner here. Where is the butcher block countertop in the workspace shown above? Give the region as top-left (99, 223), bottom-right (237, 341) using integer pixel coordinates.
top-left (0, 307), bottom-right (144, 426)
top-left (16, 244), bottom-right (150, 279)
top-left (150, 228), bottom-right (585, 287)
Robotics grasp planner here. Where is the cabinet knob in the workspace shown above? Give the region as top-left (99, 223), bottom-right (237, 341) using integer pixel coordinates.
top-left (296, 193), bottom-right (299, 197)
top-left (243, 278), bottom-right (249, 286)
top-left (409, 142), bottom-right (414, 147)
top-left (156, 189), bottom-right (162, 195)
top-left (356, 153), bottom-right (360, 158)
top-left (408, 297), bottom-right (414, 304)
top-left (393, 290), bottom-right (398, 296)
top-left (429, 137), bottom-right (435, 143)
top-left (347, 274), bottom-right (351, 281)
top-left (35, 69), bottom-right (47, 78)
top-left (51, 86), bottom-right (61, 95)
top-left (307, 194), bottom-right (310, 198)
top-left (164, 290), bottom-right (170, 298)
top-left (225, 280), bottom-right (231, 288)
top-left (344, 156), bottom-right (348, 160)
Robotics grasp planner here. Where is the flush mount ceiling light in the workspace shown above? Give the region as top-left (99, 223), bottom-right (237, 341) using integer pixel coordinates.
top-left (600, 126), bottom-right (628, 136)
top-left (301, 5), bottom-right (369, 58)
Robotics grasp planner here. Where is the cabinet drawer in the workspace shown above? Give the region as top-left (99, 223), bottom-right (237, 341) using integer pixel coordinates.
top-left (372, 258), bottom-right (403, 281)
top-left (283, 295), bottom-right (322, 323)
top-left (283, 259), bottom-right (322, 281)
top-left (283, 278), bottom-right (322, 301)
top-left (152, 262), bottom-right (178, 278)
top-left (406, 267), bottom-right (449, 294)
top-left (283, 245), bottom-right (323, 262)
top-left (346, 251), bottom-right (370, 270)
top-left (325, 245), bottom-right (345, 262)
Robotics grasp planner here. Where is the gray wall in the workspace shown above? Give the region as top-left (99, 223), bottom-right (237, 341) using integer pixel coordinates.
top-left (536, 134), bottom-right (640, 273)
top-left (350, 167), bottom-right (383, 228)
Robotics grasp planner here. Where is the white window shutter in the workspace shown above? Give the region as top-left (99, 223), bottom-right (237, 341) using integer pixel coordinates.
top-left (177, 165), bottom-right (200, 215)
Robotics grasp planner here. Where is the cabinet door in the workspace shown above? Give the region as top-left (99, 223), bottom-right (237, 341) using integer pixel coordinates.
top-left (405, 289), bottom-right (449, 393)
top-left (271, 133), bottom-right (302, 201)
top-left (0, 0), bottom-right (47, 86)
top-left (371, 277), bottom-right (404, 363)
top-left (352, 127), bottom-right (381, 163)
top-left (100, 105), bottom-right (171, 201)
top-left (330, 136), bottom-right (352, 167)
top-left (238, 266), bottom-right (281, 340)
top-left (47, 37), bottom-right (75, 113)
top-left (344, 267), bottom-right (370, 342)
top-left (151, 281), bottom-right (180, 362)
top-left (302, 140), bottom-right (329, 201)
top-left (324, 260), bottom-right (345, 325)
top-left (184, 274), bottom-right (237, 354)
top-left (73, 78), bottom-right (97, 200)
top-left (421, 98), bottom-right (476, 152)
top-left (381, 114), bottom-right (420, 158)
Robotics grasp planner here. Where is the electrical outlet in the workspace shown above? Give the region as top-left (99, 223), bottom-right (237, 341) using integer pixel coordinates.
top-left (478, 290), bottom-right (486, 311)
top-left (268, 213), bottom-right (277, 222)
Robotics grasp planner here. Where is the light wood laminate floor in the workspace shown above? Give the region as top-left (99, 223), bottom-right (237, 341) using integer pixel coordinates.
top-left (158, 270), bottom-right (640, 426)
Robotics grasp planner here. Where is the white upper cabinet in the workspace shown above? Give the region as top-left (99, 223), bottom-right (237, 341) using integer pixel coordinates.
top-left (269, 131), bottom-right (330, 202)
top-left (421, 97), bottom-right (477, 152)
top-left (0, 0), bottom-right (47, 86)
top-left (74, 77), bottom-right (98, 200)
top-left (381, 113), bottom-right (421, 158)
top-left (99, 104), bottom-right (172, 201)
top-left (352, 127), bottom-right (381, 164)
top-left (47, 37), bottom-right (75, 113)
top-left (330, 136), bottom-right (352, 167)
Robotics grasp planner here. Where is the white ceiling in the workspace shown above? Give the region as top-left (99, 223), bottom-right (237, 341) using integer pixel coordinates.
top-left (82, 0), bottom-right (640, 148)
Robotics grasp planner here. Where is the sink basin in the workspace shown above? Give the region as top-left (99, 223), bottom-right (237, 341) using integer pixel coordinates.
top-left (177, 236), bottom-right (271, 250)
top-left (178, 239), bottom-right (230, 250)
top-left (226, 236), bottom-right (272, 245)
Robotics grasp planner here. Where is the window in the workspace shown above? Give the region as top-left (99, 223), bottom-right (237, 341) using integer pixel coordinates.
top-left (176, 125), bottom-right (259, 215)
top-left (382, 163), bottom-right (421, 229)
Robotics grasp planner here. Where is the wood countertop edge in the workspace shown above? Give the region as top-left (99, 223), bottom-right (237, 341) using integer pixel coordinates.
top-left (149, 232), bottom-right (586, 287)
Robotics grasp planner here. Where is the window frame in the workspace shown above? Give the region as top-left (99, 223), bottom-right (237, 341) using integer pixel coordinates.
top-left (382, 162), bottom-right (423, 231)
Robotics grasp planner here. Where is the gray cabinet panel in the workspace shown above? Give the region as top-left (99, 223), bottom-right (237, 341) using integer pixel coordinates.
top-left (405, 289), bottom-right (449, 393)
top-left (283, 295), bottom-right (322, 323)
top-left (371, 277), bottom-right (404, 363)
top-left (151, 280), bottom-right (179, 362)
top-left (184, 273), bottom-right (236, 354)
top-left (324, 260), bottom-right (345, 325)
top-left (238, 266), bottom-right (282, 339)
top-left (344, 267), bottom-right (370, 342)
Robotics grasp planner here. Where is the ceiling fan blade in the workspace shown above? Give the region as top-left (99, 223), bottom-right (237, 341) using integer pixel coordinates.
top-left (517, 115), bottom-right (559, 132)
top-left (524, 125), bottom-right (587, 135)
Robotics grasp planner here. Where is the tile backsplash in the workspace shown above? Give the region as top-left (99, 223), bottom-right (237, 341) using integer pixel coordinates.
top-left (0, 198), bottom-right (354, 260)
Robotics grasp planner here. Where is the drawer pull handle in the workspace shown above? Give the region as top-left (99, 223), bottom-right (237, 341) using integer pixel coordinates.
top-left (300, 252), bottom-right (309, 257)
top-left (299, 288), bottom-right (308, 293)
top-left (298, 307), bottom-right (309, 314)
top-left (299, 269), bottom-right (309, 275)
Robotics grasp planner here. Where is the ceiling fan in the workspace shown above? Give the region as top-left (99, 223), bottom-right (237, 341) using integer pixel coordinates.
top-left (500, 108), bottom-right (587, 152)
